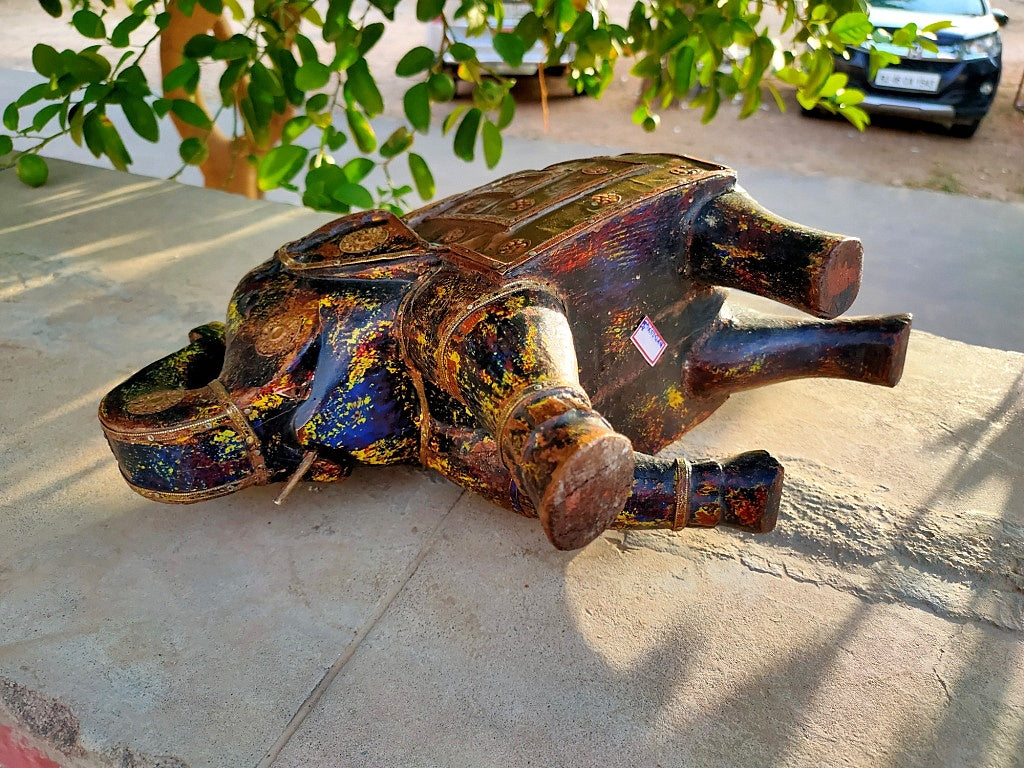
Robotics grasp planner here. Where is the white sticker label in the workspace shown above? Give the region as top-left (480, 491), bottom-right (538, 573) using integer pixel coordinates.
top-left (631, 316), bottom-right (667, 366)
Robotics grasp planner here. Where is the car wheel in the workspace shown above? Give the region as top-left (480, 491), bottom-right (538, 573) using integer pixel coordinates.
top-left (948, 119), bottom-right (981, 139)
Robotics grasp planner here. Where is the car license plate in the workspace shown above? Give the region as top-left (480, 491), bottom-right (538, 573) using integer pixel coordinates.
top-left (873, 68), bottom-right (941, 93)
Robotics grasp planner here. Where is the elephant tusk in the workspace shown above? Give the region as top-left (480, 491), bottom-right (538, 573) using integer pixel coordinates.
top-left (273, 450), bottom-right (318, 506)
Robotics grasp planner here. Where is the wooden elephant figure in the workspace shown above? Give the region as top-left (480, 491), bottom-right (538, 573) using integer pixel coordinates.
top-left (100, 153), bottom-right (911, 550)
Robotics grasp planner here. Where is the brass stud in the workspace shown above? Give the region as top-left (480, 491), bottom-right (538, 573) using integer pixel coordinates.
top-left (498, 238), bottom-right (530, 255)
top-left (507, 198), bottom-right (535, 212)
top-left (336, 226), bottom-right (391, 254)
top-left (590, 192), bottom-right (621, 207)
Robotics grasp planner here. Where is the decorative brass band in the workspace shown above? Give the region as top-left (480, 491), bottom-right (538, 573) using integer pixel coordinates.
top-left (101, 402), bottom-right (236, 442)
top-left (494, 383), bottom-right (589, 457)
top-left (672, 458), bottom-right (690, 531)
top-left (393, 279), bottom-right (434, 468)
top-left (101, 379), bottom-right (269, 500)
top-left (434, 278), bottom-right (560, 401)
top-left (124, 472), bottom-right (261, 504)
top-left (208, 379), bottom-right (269, 487)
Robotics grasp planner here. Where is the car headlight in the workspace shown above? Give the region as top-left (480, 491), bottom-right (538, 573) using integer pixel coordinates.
top-left (963, 33), bottom-right (1001, 59)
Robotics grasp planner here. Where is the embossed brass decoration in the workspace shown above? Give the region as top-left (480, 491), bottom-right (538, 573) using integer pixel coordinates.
top-left (99, 153), bottom-right (911, 551)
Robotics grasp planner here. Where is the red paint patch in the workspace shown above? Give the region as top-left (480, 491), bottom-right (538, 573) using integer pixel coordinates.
top-left (0, 723), bottom-right (65, 768)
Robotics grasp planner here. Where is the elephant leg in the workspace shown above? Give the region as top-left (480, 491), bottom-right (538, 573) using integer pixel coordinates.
top-left (615, 451), bottom-right (783, 533)
top-left (684, 305), bottom-right (912, 397)
top-left (422, 420), bottom-right (783, 537)
top-left (405, 276), bottom-right (634, 550)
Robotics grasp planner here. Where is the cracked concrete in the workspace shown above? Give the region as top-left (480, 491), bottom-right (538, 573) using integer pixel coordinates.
top-left (2, 160), bottom-right (1023, 767)
top-left (627, 451), bottom-right (1024, 630)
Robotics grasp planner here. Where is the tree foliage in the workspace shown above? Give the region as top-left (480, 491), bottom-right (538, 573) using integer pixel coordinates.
top-left (0, 0), bottom-right (942, 213)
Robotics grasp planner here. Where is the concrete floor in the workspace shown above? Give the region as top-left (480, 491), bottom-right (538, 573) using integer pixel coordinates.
top-left (1, 158), bottom-right (1022, 767)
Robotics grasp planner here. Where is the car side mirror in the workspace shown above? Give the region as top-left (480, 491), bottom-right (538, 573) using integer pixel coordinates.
top-left (992, 8), bottom-right (1009, 26)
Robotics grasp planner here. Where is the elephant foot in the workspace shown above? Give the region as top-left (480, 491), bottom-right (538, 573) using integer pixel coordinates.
top-left (511, 406), bottom-right (635, 550)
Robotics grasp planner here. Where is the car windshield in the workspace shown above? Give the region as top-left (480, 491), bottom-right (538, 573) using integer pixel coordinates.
top-left (871, 0), bottom-right (986, 15)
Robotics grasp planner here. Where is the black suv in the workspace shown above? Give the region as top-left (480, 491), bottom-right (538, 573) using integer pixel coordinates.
top-left (833, 0), bottom-right (1008, 137)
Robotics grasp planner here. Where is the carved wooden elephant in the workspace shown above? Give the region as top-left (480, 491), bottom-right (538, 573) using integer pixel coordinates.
top-left (99, 153), bottom-right (911, 550)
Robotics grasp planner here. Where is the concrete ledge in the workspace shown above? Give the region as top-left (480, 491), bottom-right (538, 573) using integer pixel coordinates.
top-left (1, 161), bottom-right (1022, 768)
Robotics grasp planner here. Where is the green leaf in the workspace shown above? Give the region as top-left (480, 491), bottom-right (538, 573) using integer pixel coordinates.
top-left (358, 23), bottom-right (385, 56)
top-left (82, 110), bottom-right (104, 157)
top-left (38, 0), bottom-right (62, 19)
top-left (31, 44), bottom-right (60, 78)
top-left (183, 34), bottom-right (218, 58)
top-left (416, 0), bottom-right (444, 22)
top-left (672, 45), bottom-right (695, 96)
top-left (282, 115), bottom-right (311, 143)
top-left (396, 46), bottom-right (435, 77)
top-left (427, 72), bottom-right (455, 102)
top-left (330, 181), bottom-right (374, 209)
top-left (122, 97), bottom-right (159, 142)
top-left (69, 102), bottom-right (85, 144)
top-left (452, 107), bottom-right (480, 161)
top-left (832, 13), bottom-right (874, 46)
top-left (325, 125), bottom-right (347, 150)
top-left (497, 93), bottom-right (515, 129)
top-left (257, 144), bottom-right (308, 190)
top-left (448, 43), bottom-right (476, 62)
top-left (306, 92), bottom-right (329, 113)
top-left (408, 152), bottom-right (434, 199)
top-left (820, 72), bottom-right (848, 98)
top-left (442, 104), bottom-right (466, 134)
top-left (211, 35), bottom-right (255, 61)
top-left (98, 117), bottom-right (132, 170)
top-left (17, 83), bottom-right (51, 108)
top-left (4, 103), bottom-right (19, 132)
top-left (380, 126), bottom-right (413, 158)
top-left (341, 156), bottom-right (374, 183)
top-left (152, 97), bottom-right (171, 117)
top-left (170, 99), bottom-right (212, 129)
top-left (294, 33), bottom-right (318, 65)
top-left (31, 103), bottom-right (62, 132)
top-left (840, 103), bottom-right (869, 130)
top-left (72, 10), bottom-right (106, 39)
top-left (16, 154), bottom-right (49, 187)
top-left (164, 59), bottom-right (201, 94)
top-left (346, 59), bottom-right (383, 116)
top-left (179, 136), bottom-right (208, 165)
top-left (346, 107), bottom-right (377, 152)
top-left (67, 51), bottom-right (112, 84)
top-left (198, 0), bottom-right (223, 14)
top-left (481, 120), bottom-right (501, 168)
top-left (368, 0), bottom-right (399, 21)
top-left (110, 12), bottom-right (146, 48)
top-left (403, 82), bottom-right (431, 133)
top-left (0, 135), bottom-right (12, 156)
top-left (493, 33), bottom-right (526, 67)
top-left (295, 61), bottom-right (331, 90)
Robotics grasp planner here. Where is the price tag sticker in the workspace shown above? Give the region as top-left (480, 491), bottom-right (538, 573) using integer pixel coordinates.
top-left (631, 316), bottom-right (667, 366)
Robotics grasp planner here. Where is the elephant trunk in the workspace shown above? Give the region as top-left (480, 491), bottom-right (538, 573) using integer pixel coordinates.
top-left (98, 323), bottom-right (269, 503)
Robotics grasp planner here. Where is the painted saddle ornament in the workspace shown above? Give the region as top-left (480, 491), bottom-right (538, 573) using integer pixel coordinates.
top-left (100, 153), bottom-right (911, 550)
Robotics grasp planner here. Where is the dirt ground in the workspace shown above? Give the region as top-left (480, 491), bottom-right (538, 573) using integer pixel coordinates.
top-left (469, 0), bottom-right (1024, 204)
top-left (2, 0), bottom-right (1022, 202)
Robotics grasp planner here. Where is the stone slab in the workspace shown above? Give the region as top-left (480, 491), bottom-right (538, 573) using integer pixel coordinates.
top-left (270, 336), bottom-right (1024, 768)
top-left (0, 161), bottom-right (463, 766)
top-left (1, 160), bottom-right (1022, 768)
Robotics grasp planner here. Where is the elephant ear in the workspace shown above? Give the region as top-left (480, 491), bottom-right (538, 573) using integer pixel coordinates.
top-left (276, 210), bottom-right (439, 280)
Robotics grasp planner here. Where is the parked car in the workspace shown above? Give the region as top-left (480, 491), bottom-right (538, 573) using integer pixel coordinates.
top-left (426, 1), bottom-right (574, 78)
top-left (830, 0), bottom-right (1009, 137)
